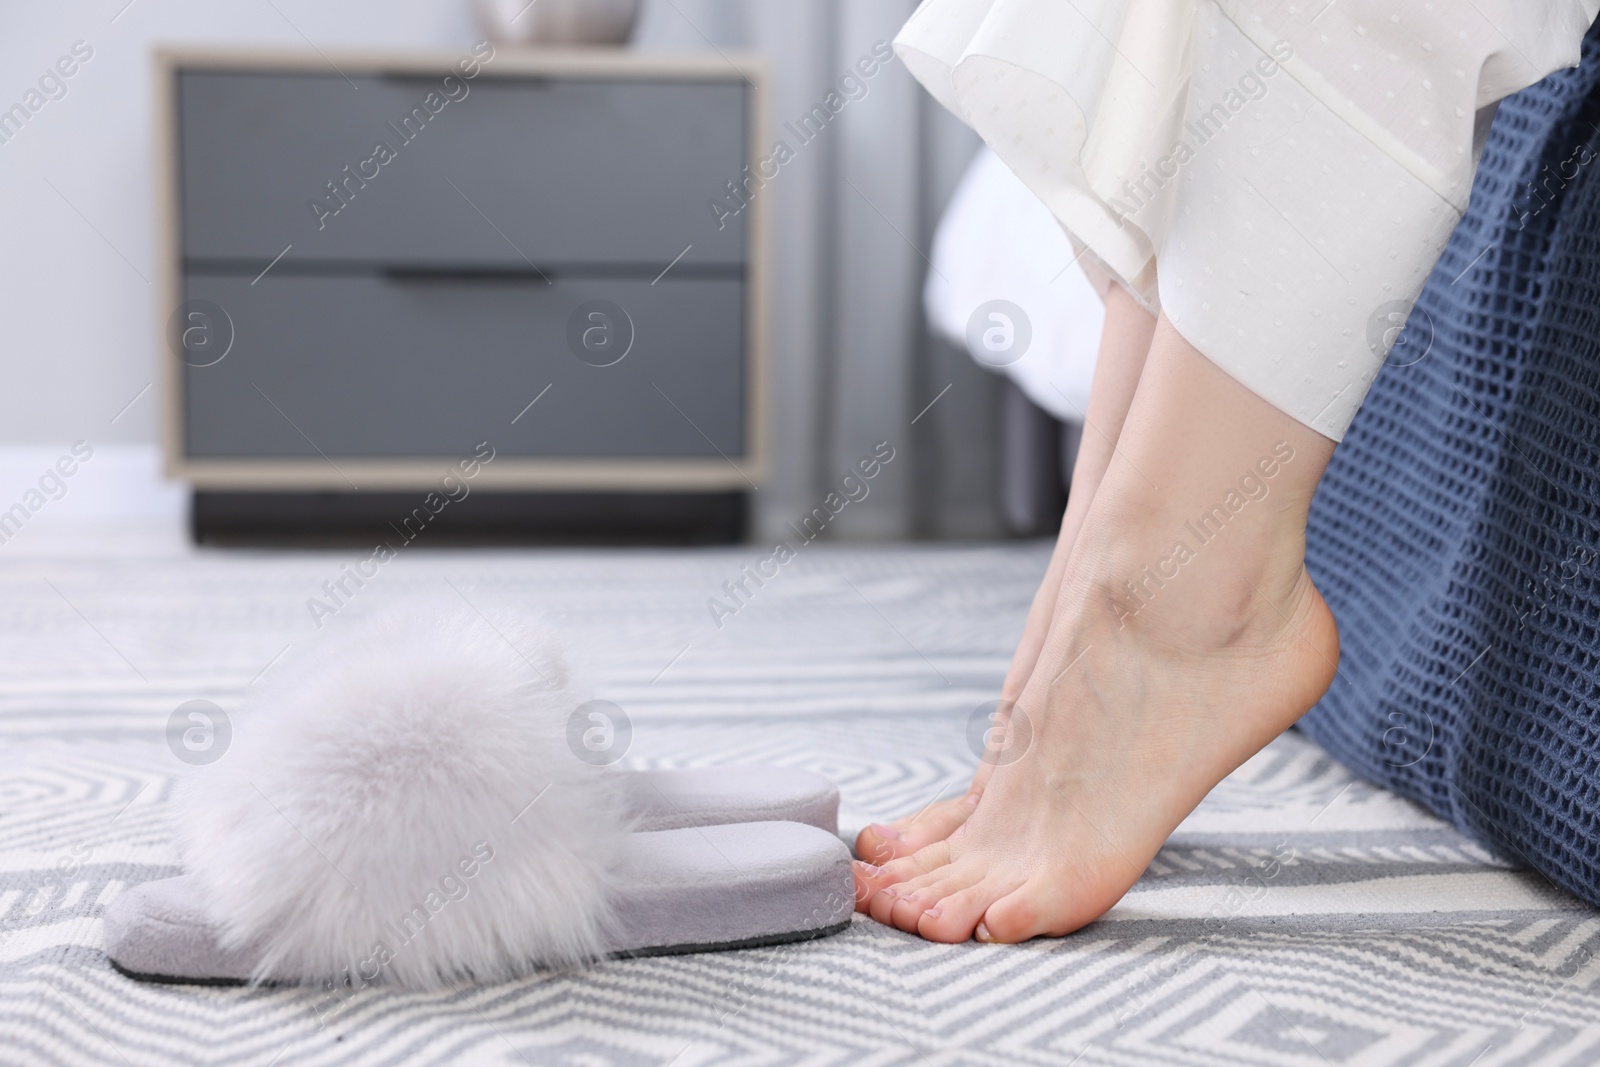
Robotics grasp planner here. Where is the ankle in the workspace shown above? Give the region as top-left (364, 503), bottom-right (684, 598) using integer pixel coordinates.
top-left (1064, 503), bottom-right (1319, 654)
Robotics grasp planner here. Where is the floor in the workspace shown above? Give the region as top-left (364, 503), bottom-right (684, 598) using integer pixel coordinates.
top-left (2, 534), bottom-right (1598, 1066)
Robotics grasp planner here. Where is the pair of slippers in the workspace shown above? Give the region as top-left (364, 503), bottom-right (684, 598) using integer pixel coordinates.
top-left (104, 610), bottom-right (855, 987)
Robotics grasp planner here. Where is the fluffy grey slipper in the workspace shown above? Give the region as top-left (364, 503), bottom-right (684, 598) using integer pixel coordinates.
top-left (103, 609), bottom-right (852, 987)
top-left (104, 821), bottom-right (851, 985)
top-left (624, 766), bottom-right (837, 834)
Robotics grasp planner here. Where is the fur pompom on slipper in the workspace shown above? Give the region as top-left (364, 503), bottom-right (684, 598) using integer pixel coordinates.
top-left (172, 606), bottom-right (629, 988)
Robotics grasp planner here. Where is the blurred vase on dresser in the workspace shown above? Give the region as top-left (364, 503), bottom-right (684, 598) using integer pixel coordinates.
top-left (475, 0), bottom-right (640, 46)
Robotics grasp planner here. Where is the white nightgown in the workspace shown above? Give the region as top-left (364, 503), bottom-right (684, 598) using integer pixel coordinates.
top-left (897, 0), bottom-right (1599, 438)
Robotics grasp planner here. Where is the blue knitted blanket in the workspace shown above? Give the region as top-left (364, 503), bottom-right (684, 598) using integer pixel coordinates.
top-left (1301, 21), bottom-right (1600, 906)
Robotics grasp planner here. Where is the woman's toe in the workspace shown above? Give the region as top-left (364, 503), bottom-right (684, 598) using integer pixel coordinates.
top-left (857, 840), bottom-right (950, 894)
top-left (888, 891), bottom-right (932, 932)
top-left (855, 792), bottom-right (979, 864)
top-left (855, 823), bottom-right (910, 865)
top-left (885, 866), bottom-right (983, 933)
top-left (853, 857), bottom-right (896, 910)
top-left (915, 880), bottom-right (1003, 943)
top-left (869, 881), bottom-right (904, 925)
top-left (978, 881), bottom-right (1076, 944)
top-left (859, 842), bottom-right (953, 922)
top-left (853, 856), bottom-right (912, 911)
top-left (869, 866), bottom-right (944, 925)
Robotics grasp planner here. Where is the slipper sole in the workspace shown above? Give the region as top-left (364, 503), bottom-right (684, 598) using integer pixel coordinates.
top-left (103, 821), bottom-right (854, 984)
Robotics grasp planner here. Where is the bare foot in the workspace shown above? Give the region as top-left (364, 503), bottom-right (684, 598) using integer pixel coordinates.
top-left (856, 286), bottom-right (1156, 866)
top-left (856, 316), bottom-right (1340, 942)
top-left (856, 560), bottom-right (1337, 941)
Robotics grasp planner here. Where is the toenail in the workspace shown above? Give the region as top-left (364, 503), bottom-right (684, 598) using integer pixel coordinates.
top-left (963, 791), bottom-right (981, 807)
top-left (869, 823), bottom-right (901, 841)
top-left (880, 886), bottom-right (896, 898)
top-left (975, 922), bottom-right (992, 943)
top-left (857, 862), bottom-right (883, 875)
top-left (924, 907), bottom-right (942, 919)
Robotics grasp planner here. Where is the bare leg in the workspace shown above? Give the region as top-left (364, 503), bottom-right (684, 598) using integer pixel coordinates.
top-left (856, 287), bottom-right (1157, 864)
top-left (856, 316), bottom-right (1340, 941)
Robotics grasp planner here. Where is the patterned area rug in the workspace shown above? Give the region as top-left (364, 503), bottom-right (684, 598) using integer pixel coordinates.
top-left (2, 536), bottom-right (1597, 1066)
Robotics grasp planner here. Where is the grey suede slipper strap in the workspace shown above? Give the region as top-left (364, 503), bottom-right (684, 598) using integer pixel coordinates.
top-left (103, 822), bottom-right (854, 985)
top-left (625, 767), bottom-right (838, 834)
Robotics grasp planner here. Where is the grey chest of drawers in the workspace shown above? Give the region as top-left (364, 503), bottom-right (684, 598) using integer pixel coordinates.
top-left (155, 46), bottom-right (769, 541)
